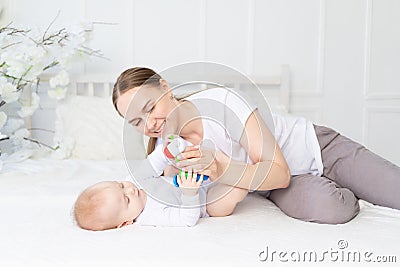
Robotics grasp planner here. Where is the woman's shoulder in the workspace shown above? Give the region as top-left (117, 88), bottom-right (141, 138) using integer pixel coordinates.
top-left (186, 87), bottom-right (257, 109)
top-left (185, 87), bottom-right (230, 101)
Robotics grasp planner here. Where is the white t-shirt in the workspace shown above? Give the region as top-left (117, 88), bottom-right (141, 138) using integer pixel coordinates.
top-left (147, 87), bottom-right (323, 184)
top-left (130, 176), bottom-right (209, 227)
top-left (272, 113), bottom-right (323, 176)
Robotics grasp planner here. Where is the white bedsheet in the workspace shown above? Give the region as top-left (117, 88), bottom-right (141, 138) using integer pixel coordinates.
top-left (0, 159), bottom-right (399, 267)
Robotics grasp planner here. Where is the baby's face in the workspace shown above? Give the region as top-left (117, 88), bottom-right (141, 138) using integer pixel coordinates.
top-left (94, 181), bottom-right (146, 228)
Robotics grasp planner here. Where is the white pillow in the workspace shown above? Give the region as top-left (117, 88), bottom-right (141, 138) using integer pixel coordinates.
top-left (52, 95), bottom-right (146, 160)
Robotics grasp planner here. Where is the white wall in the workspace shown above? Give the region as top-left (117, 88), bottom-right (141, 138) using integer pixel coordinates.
top-left (1, 0), bottom-right (399, 165)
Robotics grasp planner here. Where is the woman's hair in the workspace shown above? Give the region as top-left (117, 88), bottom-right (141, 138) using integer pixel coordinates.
top-left (112, 67), bottom-right (162, 155)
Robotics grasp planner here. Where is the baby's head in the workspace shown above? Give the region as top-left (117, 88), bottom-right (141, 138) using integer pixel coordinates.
top-left (73, 181), bottom-right (146, 231)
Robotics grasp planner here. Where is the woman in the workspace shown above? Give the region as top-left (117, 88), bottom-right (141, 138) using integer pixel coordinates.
top-left (113, 67), bottom-right (400, 224)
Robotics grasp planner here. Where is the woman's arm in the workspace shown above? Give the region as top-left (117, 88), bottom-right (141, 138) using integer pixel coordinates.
top-left (215, 109), bottom-right (290, 191)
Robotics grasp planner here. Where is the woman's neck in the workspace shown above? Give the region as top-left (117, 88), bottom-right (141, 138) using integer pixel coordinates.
top-left (175, 100), bottom-right (203, 145)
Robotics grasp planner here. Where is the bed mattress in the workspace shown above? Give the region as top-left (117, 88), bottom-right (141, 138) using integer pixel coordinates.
top-left (0, 159), bottom-right (399, 267)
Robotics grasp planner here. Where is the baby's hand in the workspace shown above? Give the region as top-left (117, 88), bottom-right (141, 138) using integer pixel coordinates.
top-left (177, 168), bottom-right (204, 196)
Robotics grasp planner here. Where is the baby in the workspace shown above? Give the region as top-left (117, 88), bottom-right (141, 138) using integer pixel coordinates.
top-left (73, 169), bottom-right (248, 231)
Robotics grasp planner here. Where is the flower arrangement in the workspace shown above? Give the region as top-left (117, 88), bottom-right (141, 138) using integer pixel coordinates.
top-left (0, 13), bottom-right (103, 159)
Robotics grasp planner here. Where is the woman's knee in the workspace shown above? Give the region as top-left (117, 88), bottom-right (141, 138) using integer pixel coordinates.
top-left (269, 175), bottom-right (360, 224)
top-left (314, 188), bottom-right (360, 224)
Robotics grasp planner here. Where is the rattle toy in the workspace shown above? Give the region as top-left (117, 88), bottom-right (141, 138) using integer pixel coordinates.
top-left (163, 135), bottom-right (209, 187)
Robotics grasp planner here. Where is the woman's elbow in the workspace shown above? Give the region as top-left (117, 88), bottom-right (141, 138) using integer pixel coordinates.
top-left (252, 168), bottom-right (290, 191)
top-left (278, 170), bottom-right (291, 189)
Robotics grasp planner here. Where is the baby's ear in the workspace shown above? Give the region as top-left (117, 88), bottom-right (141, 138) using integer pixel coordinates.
top-left (117, 220), bottom-right (134, 228)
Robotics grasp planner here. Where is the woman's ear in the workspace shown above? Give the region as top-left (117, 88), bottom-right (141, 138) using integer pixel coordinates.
top-left (159, 79), bottom-right (171, 92)
top-left (117, 220), bottom-right (134, 228)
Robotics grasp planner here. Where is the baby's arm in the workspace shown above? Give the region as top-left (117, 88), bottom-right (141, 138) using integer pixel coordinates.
top-left (162, 164), bottom-right (179, 177)
top-left (155, 170), bottom-right (204, 227)
top-left (125, 144), bottom-right (167, 184)
top-left (147, 143), bottom-right (169, 175)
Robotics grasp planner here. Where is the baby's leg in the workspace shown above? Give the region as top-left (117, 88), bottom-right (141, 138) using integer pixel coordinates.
top-left (206, 184), bottom-right (248, 217)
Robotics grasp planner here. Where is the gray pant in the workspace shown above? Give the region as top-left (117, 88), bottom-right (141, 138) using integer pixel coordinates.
top-left (267, 125), bottom-right (400, 224)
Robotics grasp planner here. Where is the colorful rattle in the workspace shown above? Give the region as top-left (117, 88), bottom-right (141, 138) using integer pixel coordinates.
top-left (163, 135), bottom-right (209, 187)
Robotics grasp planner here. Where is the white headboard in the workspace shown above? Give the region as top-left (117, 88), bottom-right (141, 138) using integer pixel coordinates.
top-left (64, 64), bottom-right (290, 113)
top-left (31, 65), bottom-right (290, 150)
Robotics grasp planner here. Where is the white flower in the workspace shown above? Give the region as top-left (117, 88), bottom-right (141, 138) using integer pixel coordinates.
top-left (17, 92), bottom-right (40, 118)
top-left (0, 31), bottom-right (10, 49)
top-left (0, 82), bottom-right (20, 103)
top-left (4, 61), bottom-right (27, 79)
top-left (10, 128), bottom-right (30, 147)
top-left (24, 63), bottom-right (45, 81)
top-left (1, 44), bottom-right (46, 81)
top-left (0, 111), bottom-right (7, 142)
top-left (0, 111), bottom-right (7, 130)
top-left (24, 45), bottom-right (46, 65)
top-left (2, 118), bottom-right (24, 134)
top-left (57, 49), bottom-right (77, 69)
top-left (0, 20), bottom-right (100, 157)
top-left (48, 86), bottom-right (67, 100)
top-left (49, 70), bottom-right (70, 88)
top-left (67, 21), bottom-right (93, 45)
top-left (12, 128), bottom-right (30, 138)
top-left (51, 137), bottom-right (75, 159)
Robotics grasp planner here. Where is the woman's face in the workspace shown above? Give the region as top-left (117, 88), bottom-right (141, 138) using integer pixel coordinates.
top-left (116, 81), bottom-right (177, 138)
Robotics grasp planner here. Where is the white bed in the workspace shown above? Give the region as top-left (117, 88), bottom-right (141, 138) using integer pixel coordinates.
top-left (1, 158), bottom-right (399, 267)
top-left (1, 65), bottom-right (399, 266)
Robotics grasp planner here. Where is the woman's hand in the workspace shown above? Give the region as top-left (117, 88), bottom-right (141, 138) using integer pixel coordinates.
top-left (175, 144), bottom-right (220, 181)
